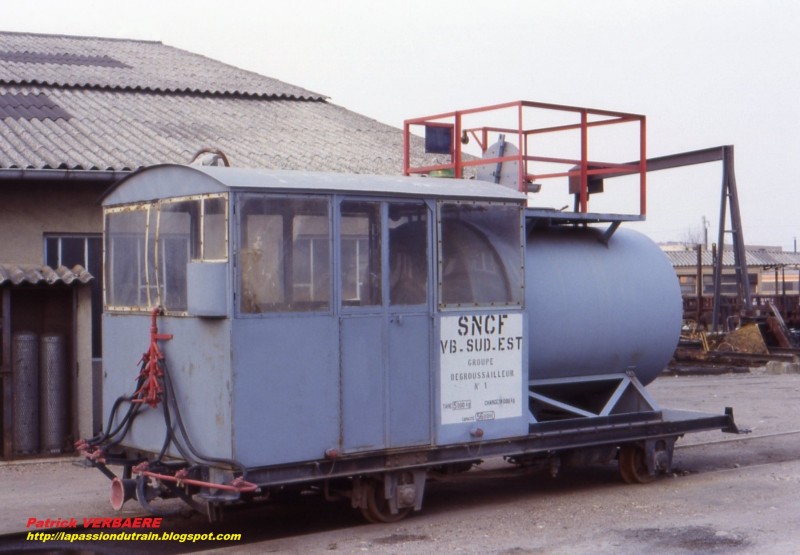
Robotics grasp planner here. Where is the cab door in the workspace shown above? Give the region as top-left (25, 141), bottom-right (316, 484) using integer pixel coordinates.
top-left (339, 200), bottom-right (432, 453)
top-left (386, 202), bottom-right (431, 447)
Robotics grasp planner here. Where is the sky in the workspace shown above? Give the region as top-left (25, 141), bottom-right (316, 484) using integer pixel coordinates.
top-left (4, 0), bottom-right (800, 250)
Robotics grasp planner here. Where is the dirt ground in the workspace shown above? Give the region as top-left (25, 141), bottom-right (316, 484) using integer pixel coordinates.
top-left (2, 367), bottom-right (799, 554)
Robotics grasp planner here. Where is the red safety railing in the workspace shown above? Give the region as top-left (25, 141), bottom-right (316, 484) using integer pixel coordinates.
top-left (403, 100), bottom-right (647, 216)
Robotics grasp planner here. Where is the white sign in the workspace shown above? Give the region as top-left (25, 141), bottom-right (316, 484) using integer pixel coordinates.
top-left (439, 313), bottom-right (524, 425)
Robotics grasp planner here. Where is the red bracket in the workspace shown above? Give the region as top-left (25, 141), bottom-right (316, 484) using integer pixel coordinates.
top-left (134, 464), bottom-right (259, 494)
top-left (132, 308), bottom-right (173, 408)
top-left (75, 439), bottom-right (106, 463)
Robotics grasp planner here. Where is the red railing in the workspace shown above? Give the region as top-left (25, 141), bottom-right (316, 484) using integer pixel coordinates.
top-left (403, 100), bottom-right (647, 216)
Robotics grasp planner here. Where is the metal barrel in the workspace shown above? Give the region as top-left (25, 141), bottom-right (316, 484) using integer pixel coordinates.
top-left (12, 332), bottom-right (39, 454)
top-left (40, 334), bottom-right (67, 454)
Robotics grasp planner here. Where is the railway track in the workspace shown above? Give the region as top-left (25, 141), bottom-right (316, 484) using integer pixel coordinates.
top-left (678, 428), bottom-right (800, 448)
top-left (670, 428), bottom-right (800, 479)
top-left (2, 430), bottom-right (798, 554)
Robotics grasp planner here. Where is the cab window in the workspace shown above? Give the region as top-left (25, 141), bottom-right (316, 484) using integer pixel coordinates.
top-left (239, 195), bottom-right (330, 313)
top-left (438, 202), bottom-right (524, 307)
top-left (105, 194), bottom-right (228, 312)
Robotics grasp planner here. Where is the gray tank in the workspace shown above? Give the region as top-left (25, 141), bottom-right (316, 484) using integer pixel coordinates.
top-left (526, 226), bottom-right (682, 385)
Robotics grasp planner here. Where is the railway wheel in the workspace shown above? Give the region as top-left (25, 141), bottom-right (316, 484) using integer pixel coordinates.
top-left (360, 478), bottom-right (412, 524)
top-left (619, 444), bottom-right (655, 484)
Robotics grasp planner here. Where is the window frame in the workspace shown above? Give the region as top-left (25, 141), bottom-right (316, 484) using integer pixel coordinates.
top-left (103, 193), bottom-right (229, 315)
top-left (388, 200), bottom-right (430, 308)
top-left (436, 200), bottom-right (525, 310)
top-left (338, 199), bottom-right (384, 309)
top-left (236, 193), bottom-right (333, 316)
top-left (44, 233), bottom-right (103, 357)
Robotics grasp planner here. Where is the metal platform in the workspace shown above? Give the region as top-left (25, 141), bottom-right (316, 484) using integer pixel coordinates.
top-left (526, 208), bottom-right (644, 225)
top-left (224, 405), bottom-right (741, 488)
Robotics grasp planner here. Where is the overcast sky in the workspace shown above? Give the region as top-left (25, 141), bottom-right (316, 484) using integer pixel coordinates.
top-left (4, 0), bottom-right (800, 250)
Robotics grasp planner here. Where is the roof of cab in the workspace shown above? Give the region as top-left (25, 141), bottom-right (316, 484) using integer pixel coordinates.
top-left (101, 164), bottom-right (527, 206)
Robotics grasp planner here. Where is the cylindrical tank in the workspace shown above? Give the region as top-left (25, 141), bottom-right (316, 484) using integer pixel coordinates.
top-left (40, 334), bottom-right (68, 454)
top-left (526, 226), bottom-right (682, 385)
top-left (13, 332), bottom-right (39, 454)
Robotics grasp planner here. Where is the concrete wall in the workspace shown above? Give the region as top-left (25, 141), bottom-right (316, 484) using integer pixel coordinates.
top-left (0, 180), bottom-right (106, 264)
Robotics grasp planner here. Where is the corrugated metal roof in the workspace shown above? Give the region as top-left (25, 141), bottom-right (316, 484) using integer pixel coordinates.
top-left (0, 32), bottom-right (438, 175)
top-left (0, 32), bottom-right (323, 100)
top-left (664, 249), bottom-right (800, 268)
top-left (0, 264), bottom-right (93, 286)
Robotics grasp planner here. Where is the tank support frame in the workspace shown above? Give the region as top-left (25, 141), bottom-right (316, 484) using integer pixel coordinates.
top-left (528, 371), bottom-right (660, 423)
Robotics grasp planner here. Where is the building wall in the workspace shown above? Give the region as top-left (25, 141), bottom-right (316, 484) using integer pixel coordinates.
top-left (758, 268), bottom-right (800, 294)
top-left (0, 176), bottom-right (112, 454)
top-left (0, 180), bottom-right (106, 264)
top-left (675, 266), bottom-right (800, 297)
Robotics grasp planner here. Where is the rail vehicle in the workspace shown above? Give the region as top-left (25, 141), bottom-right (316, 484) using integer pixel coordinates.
top-left (80, 101), bottom-right (744, 523)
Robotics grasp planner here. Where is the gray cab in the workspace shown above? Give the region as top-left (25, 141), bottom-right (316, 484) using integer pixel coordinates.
top-left (101, 165), bottom-right (528, 468)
